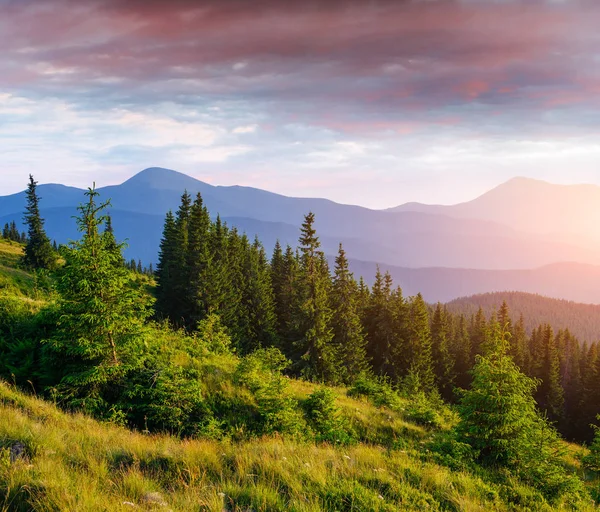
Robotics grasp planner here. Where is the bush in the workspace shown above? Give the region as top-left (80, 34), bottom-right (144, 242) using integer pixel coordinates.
top-left (303, 388), bottom-right (354, 445)
top-left (429, 431), bottom-right (475, 472)
top-left (347, 373), bottom-right (402, 410)
top-left (405, 391), bottom-right (454, 430)
top-left (196, 313), bottom-right (232, 355)
top-left (235, 348), bottom-right (306, 437)
top-left (583, 418), bottom-right (600, 473)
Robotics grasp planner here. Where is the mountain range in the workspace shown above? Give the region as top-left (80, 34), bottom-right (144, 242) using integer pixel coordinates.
top-left (2, 167), bottom-right (600, 304)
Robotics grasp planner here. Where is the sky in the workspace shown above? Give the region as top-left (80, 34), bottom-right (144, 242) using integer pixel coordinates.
top-left (1, 0), bottom-right (600, 209)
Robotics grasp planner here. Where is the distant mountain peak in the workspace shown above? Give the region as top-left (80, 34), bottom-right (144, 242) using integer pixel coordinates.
top-left (121, 167), bottom-right (210, 191)
top-left (124, 167), bottom-right (187, 184)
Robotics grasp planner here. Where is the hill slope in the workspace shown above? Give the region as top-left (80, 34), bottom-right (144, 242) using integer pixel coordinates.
top-left (348, 260), bottom-right (600, 304)
top-left (3, 378), bottom-right (585, 512)
top-left (446, 291), bottom-right (600, 343)
top-left (0, 240), bottom-right (595, 511)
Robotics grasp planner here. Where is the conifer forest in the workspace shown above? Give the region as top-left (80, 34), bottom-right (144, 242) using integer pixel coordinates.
top-left (1, 177), bottom-right (600, 510)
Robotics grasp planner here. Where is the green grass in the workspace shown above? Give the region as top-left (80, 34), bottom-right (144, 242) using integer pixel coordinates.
top-left (0, 241), bottom-right (36, 298)
top-left (4, 379), bottom-right (592, 512)
top-left (0, 237), bottom-right (597, 511)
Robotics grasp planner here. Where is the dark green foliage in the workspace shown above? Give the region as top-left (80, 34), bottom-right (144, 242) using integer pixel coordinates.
top-left (455, 330), bottom-right (586, 504)
top-left (303, 388), bottom-right (353, 445)
top-left (405, 294), bottom-right (435, 392)
top-left (184, 193), bottom-right (211, 327)
top-left (43, 187), bottom-right (153, 413)
top-left (583, 416), bottom-right (600, 473)
top-left (2, 221), bottom-right (26, 243)
top-left (364, 267), bottom-right (397, 376)
top-left (22, 175), bottom-right (56, 271)
top-left (234, 348), bottom-right (305, 436)
top-left (430, 303), bottom-right (454, 400)
top-left (294, 212), bottom-right (338, 382)
top-left (271, 243), bottom-right (300, 348)
top-left (155, 210), bottom-right (178, 321)
top-left (330, 244), bottom-right (369, 383)
top-left (449, 314), bottom-right (471, 391)
top-left (536, 325), bottom-right (564, 423)
top-left (238, 238), bottom-right (278, 353)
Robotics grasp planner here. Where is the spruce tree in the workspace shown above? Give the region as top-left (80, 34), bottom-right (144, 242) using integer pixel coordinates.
top-left (22, 174), bottom-right (56, 270)
top-left (45, 186), bottom-right (153, 412)
top-left (388, 285), bottom-right (409, 380)
top-left (331, 244), bottom-right (369, 382)
top-left (239, 238), bottom-right (277, 353)
top-left (536, 325), bottom-right (564, 423)
top-left (455, 329), bottom-right (582, 501)
top-left (295, 212), bottom-right (337, 382)
top-left (405, 293), bottom-right (435, 392)
top-left (272, 243), bottom-right (300, 354)
top-left (184, 193), bottom-right (211, 328)
top-left (469, 307), bottom-right (488, 364)
top-left (450, 314), bottom-right (472, 390)
top-left (457, 329), bottom-right (538, 466)
top-left (431, 303), bottom-right (454, 399)
top-left (510, 314), bottom-right (528, 370)
top-left (155, 211), bottom-right (178, 321)
top-left (364, 267), bottom-right (396, 375)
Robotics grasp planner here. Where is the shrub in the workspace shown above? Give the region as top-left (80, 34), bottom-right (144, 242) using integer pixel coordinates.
top-left (235, 348), bottom-right (306, 437)
top-left (405, 391), bottom-right (455, 430)
top-left (303, 388), bottom-right (354, 445)
top-left (196, 313), bottom-right (232, 355)
top-left (347, 373), bottom-right (402, 410)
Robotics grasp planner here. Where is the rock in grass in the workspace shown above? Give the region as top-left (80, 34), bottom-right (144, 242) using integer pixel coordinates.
top-left (141, 492), bottom-right (168, 507)
top-left (9, 442), bottom-right (27, 463)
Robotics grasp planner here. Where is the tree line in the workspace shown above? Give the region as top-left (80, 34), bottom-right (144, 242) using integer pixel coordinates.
top-left (2, 176), bottom-right (599, 506)
top-left (155, 191), bottom-right (600, 443)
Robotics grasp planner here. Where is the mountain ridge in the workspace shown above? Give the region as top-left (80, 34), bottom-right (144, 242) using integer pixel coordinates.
top-left (2, 168), bottom-right (600, 303)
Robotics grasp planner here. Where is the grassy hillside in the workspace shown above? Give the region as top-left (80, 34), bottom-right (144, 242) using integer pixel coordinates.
top-left (1, 375), bottom-right (595, 512)
top-left (447, 291), bottom-right (600, 343)
top-left (1, 238), bottom-right (598, 511)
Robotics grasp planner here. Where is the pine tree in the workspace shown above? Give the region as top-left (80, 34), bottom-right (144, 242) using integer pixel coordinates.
top-left (498, 300), bottom-right (512, 332)
top-left (388, 285), bottom-right (409, 380)
top-left (44, 186), bottom-right (153, 413)
top-left (170, 191), bottom-right (193, 325)
top-left (155, 210), bottom-right (178, 321)
top-left (202, 215), bottom-right (230, 320)
top-left (272, 243), bottom-right (300, 355)
top-left (457, 330), bottom-right (539, 466)
top-left (561, 330), bottom-right (583, 439)
top-left (22, 175), bottom-right (56, 270)
top-left (510, 314), bottom-right (528, 370)
top-left (10, 221), bottom-right (19, 241)
top-left (405, 293), bottom-right (435, 392)
top-left (469, 307), bottom-right (488, 364)
top-left (184, 193), bottom-right (211, 328)
top-left (450, 314), bottom-right (472, 390)
top-left (431, 303), bottom-right (454, 399)
top-left (364, 267), bottom-right (396, 375)
top-left (239, 238), bottom-right (277, 353)
top-left (579, 342), bottom-right (600, 442)
top-left (536, 325), bottom-right (564, 423)
top-left (295, 212), bottom-right (337, 382)
top-left (330, 244), bottom-right (369, 382)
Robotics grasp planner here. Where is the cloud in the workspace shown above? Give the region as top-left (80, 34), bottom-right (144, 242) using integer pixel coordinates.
top-left (1, 0), bottom-right (600, 207)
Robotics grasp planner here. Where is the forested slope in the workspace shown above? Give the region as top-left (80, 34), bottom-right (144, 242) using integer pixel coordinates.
top-left (447, 291), bottom-right (600, 343)
top-left (2, 181), bottom-right (600, 510)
